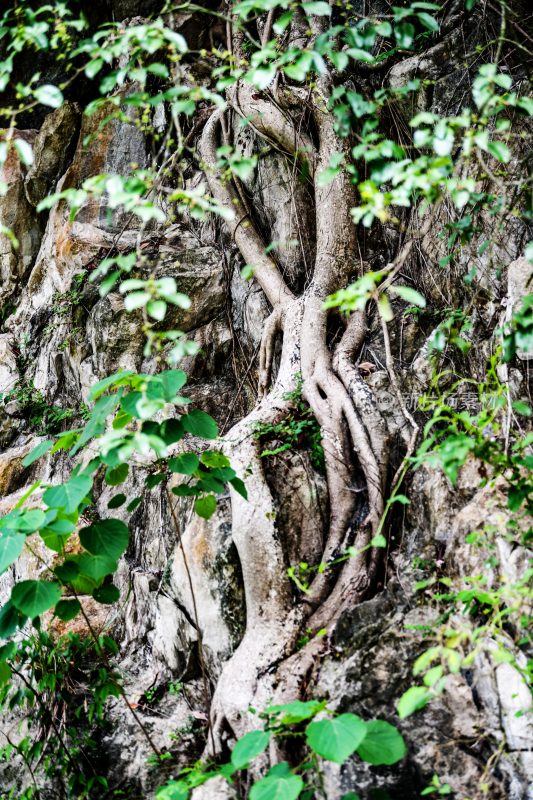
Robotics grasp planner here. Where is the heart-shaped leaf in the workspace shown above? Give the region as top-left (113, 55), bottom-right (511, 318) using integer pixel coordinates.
top-left (11, 580), bottom-right (62, 618)
top-left (306, 714), bottom-right (367, 763)
top-left (80, 519), bottom-right (129, 561)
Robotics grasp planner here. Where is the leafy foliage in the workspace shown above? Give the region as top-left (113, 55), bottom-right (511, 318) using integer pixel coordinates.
top-left (255, 375), bottom-right (325, 472)
top-left (156, 702), bottom-right (406, 799)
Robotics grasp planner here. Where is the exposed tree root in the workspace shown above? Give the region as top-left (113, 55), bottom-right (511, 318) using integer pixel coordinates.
top-left (198, 75), bottom-right (393, 752)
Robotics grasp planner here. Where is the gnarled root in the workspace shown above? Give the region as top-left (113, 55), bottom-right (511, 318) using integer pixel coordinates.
top-left (198, 91), bottom-right (392, 757)
top-left (258, 306), bottom-right (284, 398)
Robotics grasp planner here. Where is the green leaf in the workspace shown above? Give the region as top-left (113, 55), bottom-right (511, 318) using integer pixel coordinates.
top-left (147, 300), bottom-right (167, 321)
top-left (390, 285), bottom-right (426, 307)
top-left (486, 140), bottom-right (510, 163)
top-left (11, 580), bottom-right (62, 618)
top-left (388, 494), bottom-right (410, 505)
top-left (78, 553), bottom-right (118, 581)
top-left (231, 730), bottom-right (271, 770)
top-left (108, 493), bottom-right (127, 509)
top-left (85, 58), bottom-right (104, 79)
top-left (302, 1), bottom-right (331, 15)
top-left (14, 138), bottom-right (34, 167)
top-left (54, 599), bottom-right (81, 622)
top-left (160, 418), bottom-right (184, 445)
top-left (306, 714), bottom-right (367, 763)
top-left (517, 96), bottom-right (533, 115)
top-left (168, 453), bottom-right (200, 474)
top-left (105, 463), bottom-right (129, 486)
top-left (172, 485), bottom-right (200, 497)
top-left (145, 473), bottom-right (166, 489)
top-left (127, 497), bottom-right (142, 512)
top-left (416, 12), bottom-right (439, 32)
top-left (156, 782), bottom-right (189, 800)
top-left (346, 48), bottom-right (375, 63)
top-left (194, 495), bottom-right (217, 519)
top-left (79, 519), bottom-right (129, 561)
top-left (377, 293), bottom-right (394, 322)
top-left (356, 720), bottom-right (406, 765)
top-left (43, 474), bottom-right (92, 514)
top-left (120, 391), bottom-right (143, 418)
top-left (0, 642), bottom-right (16, 662)
top-left (284, 51), bottom-right (314, 82)
top-left (0, 601), bottom-right (26, 639)
top-left (182, 410), bottom-right (219, 439)
top-left (165, 29), bottom-right (188, 53)
top-left (512, 400), bottom-right (532, 417)
top-left (54, 561), bottom-right (79, 583)
top-left (35, 84), bottom-right (63, 108)
top-left (0, 661), bottom-right (11, 685)
top-left (15, 509), bottom-right (47, 533)
top-left (88, 370), bottom-right (135, 402)
top-left (22, 440), bottom-right (53, 467)
top-left (394, 21), bottom-right (415, 49)
top-left (0, 531), bottom-right (25, 575)
top-left (396, 685), bottom-right (431, 718)
top-left (230, 476), bottom-right (248, 499)
top-left (124, 291), bottom-right (151, 311)
top-left (200, 451), bottom-right (230, 468)
top-left (266, 699), bottom-right (325, 724)
top-left (249, 64), bottom-right (276, 91)
top-left (273, 10), bottom-right (293, 34)
top-left (93, 584), bottom-right (120, 604)
top-left (249, 763), bottom-right (303, 800)
top-left (159, 370), bottom-right (187, 402)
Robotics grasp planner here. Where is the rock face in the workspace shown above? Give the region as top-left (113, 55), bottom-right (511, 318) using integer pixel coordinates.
top-left (0, 6), bottom-right (532, 800)
top-left (0, 130), bottom-right (42, 307)
top-left (24, 103), bottom-right (81, 207)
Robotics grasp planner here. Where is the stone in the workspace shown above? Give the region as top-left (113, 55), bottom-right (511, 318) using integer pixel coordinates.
top-left (268, 449), bottom-right (327, 567)
top-left (0, 440), bottom-right (43, 498)
top-left (24, 102), bottom-right (81, 207)
top-left (169, 494), bottom-right (245, 674)
top-left (507, 256), bottom-right (533, 358)
top-left (250, 149), bottom-right (315, 290)
top-left (0, 130), bottom-right (43, 306)
top-left (445, 474), bottom-right (530, 586)
top-left (191, 775), bottom-right (237, 799)
top-left (155, 225), bottom-right (227, 332)
top-left (313, 592), bottom-right (527, 800)
top-left (0, 334), bottom-right (17, 395)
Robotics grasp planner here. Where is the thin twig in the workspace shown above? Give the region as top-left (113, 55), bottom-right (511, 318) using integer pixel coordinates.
top-left (165, 489), bottom-right (216, 755)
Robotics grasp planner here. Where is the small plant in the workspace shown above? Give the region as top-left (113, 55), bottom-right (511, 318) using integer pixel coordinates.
top-left (0, 631), bottom-right (118, 798)
top-left (0, 380), bottom-right (89, 435)
top-left (254, 375), bottom-right (325, 472)
top-left (421, 774), bottom-right (452, 796)
top-left (396, 329), bottom-right (532, 727)
top-left (156, 699), bottom-right (406, 799)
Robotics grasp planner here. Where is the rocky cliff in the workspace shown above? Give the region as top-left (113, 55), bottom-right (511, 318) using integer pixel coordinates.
top-left (0, 2), bottom-right (532, 799)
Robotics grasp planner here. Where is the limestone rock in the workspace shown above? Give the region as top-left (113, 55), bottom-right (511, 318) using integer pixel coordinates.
top-left (0, 130), bottom-right (42, 306)
top-left (24, 102), bottom-right (81, 206)
top-left (169, 494), bottom-right (245, 674)
top-left (313, 592), bottom-right (529, 800)
top-left (507, 255), bottom-right (533, 358)
top-left (0, 334), bottom-right (17, 395)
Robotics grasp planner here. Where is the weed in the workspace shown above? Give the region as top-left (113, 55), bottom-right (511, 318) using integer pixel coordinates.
top-left (0, 631), bottom-right (119, 799)
top-left (0, 380), bottom-right (89, 435)
top-left (254, 374), bottom-right (325, 472)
